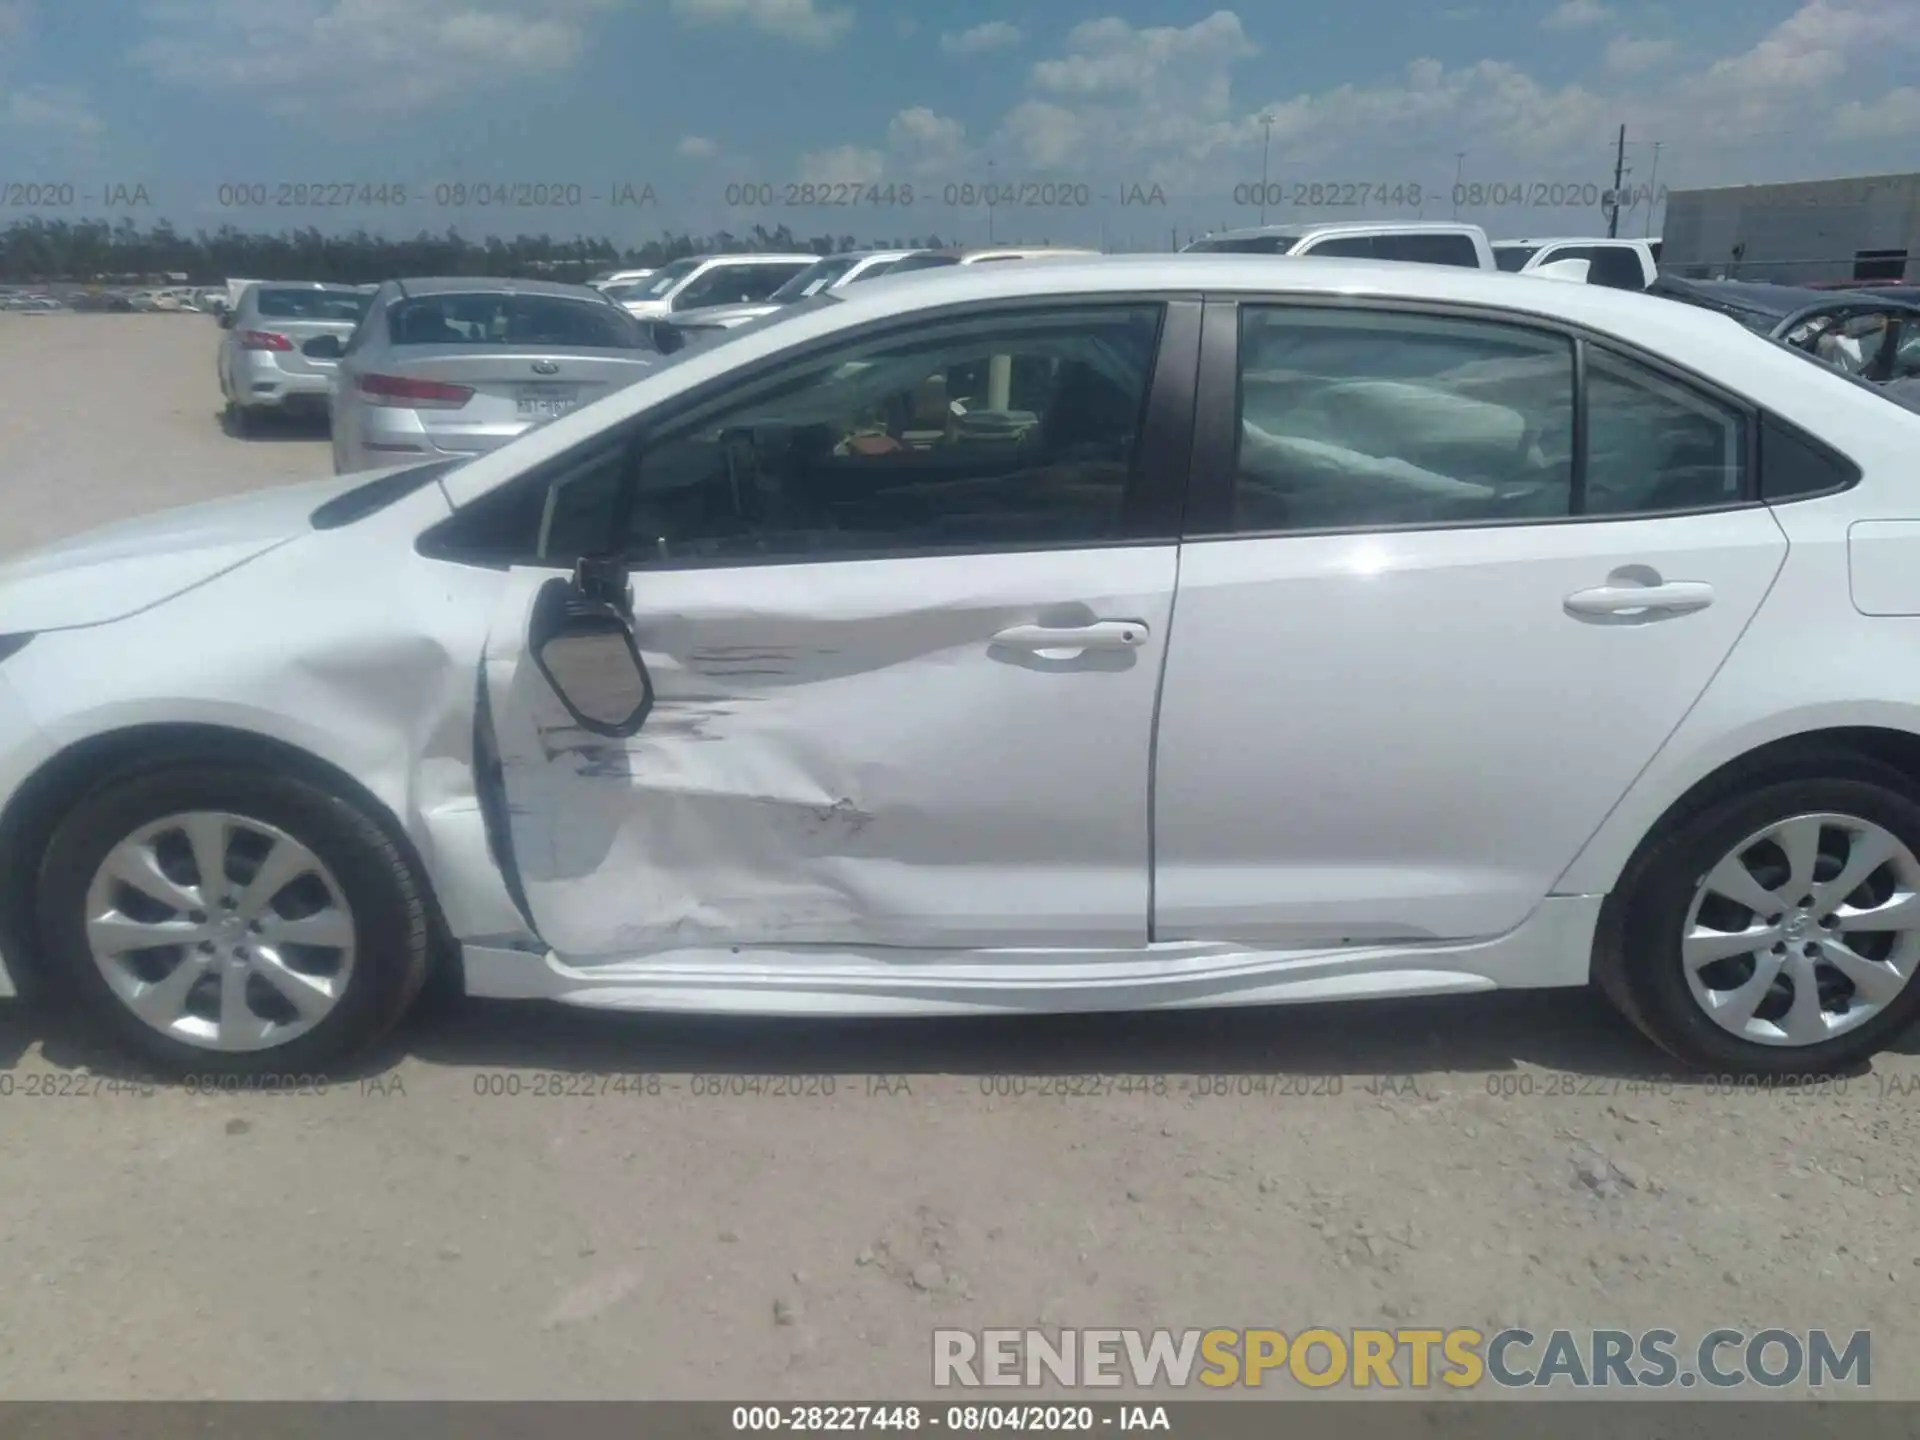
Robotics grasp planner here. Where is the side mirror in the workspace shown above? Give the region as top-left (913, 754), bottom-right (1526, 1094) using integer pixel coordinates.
top-left (217, 310), bottom-right (236, 329)
top-left (651, 323), bottom-right (686, 356)
top-left (528, 568), bottom-right (653, 738)
top-left (304, 333), bottom-right (345, 359)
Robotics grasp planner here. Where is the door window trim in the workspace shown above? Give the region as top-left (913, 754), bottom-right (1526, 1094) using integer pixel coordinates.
top-left (418, 293), bottom-right (1203, 569)
top-left (1181, 294), bottom-right (1766, 541)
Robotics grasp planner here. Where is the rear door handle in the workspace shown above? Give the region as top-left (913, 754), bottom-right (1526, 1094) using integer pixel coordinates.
top-left (990, 621), bottom-right (1149, 651)
top-left (1564, 581), bottom-right (1715, 617)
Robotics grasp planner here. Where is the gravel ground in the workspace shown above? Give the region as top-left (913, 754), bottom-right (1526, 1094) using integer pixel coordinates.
top-left (1, 315), bottom-right (1918, 1402)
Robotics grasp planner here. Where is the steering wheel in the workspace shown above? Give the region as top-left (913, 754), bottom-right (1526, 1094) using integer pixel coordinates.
top-left (1768, 299), bottom-right (1920, 384)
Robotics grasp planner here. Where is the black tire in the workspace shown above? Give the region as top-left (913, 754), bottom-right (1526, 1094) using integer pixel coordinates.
top-left (1594, 753), bottom-right (1920, 1076)
top-left (225, 399), bottom-right (253, 437)
top-left (36, 763), bottom-right (431, 1076)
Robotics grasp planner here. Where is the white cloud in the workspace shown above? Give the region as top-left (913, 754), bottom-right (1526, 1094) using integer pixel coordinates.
top-left (1604, 36), bottom-right (1676, 72)
top-left (1684, 0), bottom-right (1917, 142)
top-left (133, 0), bottom-right (614, 120)
top-left (1831, 84), bottom-right (1920, 138)
top-left (668, 0), bottom-right (851, 47)
top-left (1030, 11), bottom-right (1257, 102)
top-left (5, 82), bottom-right (103, 136)
top-left (889, 106), bottom-right (967, 160)
top-left (795, 145), bottom-right (885, 186)
top-left (677, 134), bottom-right (719, 159)
top-left (1542, 0), bottom-right (1612, 29)
top-left (789, 0), bottom-right (1920, 227)
top-left (941, 21), bottom-right (1021, 56)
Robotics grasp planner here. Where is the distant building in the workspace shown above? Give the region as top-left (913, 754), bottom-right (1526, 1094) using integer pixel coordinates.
top-left (1659, 172), bottom-right (1919, 284)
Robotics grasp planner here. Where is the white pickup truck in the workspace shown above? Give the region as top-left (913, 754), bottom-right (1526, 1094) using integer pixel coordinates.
top-left (1182, 221), bottom-right (1498, 269)
top-left (1492, 237), bottom-right (1660, 290)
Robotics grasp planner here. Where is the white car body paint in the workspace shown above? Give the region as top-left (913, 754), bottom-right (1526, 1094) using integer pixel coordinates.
top-left (1153, 509), bottom-right (1788, 944)
top-left (484, 547), bottom-right (1174, 958)
top-left (4, 255), bottom-right (1920, 1020)
top-left (1847, 521), bottom-right (1920, 616)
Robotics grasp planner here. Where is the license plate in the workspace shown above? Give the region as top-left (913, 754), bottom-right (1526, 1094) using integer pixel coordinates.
top-left (516, 385), bottom-right (579, 419)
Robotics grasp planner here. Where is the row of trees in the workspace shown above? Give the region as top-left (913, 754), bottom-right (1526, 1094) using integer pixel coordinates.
top-left (0, 219), bottom-right (960, 285)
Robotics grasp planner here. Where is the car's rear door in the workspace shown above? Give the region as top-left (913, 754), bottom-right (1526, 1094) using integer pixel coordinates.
top-left (463, 296), bottom-right (1199, 960)
top-left (1150, 296), bottom-right (1788, 945)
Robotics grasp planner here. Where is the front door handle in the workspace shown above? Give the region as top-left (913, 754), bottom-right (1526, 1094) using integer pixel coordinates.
top-left (990, 621), bottom-right (1149, 652)
top-left (1564, 581), bottom-right (1715, 617)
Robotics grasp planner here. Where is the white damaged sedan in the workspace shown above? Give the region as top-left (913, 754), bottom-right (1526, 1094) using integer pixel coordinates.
top-left (4, 255), bottom-right (1920, 1076)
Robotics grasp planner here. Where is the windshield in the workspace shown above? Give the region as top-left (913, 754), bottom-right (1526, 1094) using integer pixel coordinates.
top-left (630, 258), bottom-right (702, 299)
top-left (846, 256), bottom-right (903, 282)
top-left (885, 252), bottom-right (963, 274)
top-left (255, 287), bottom-right (368, 321)
top-left (1184, 236), bottom-right (1299, 254)
top-left (1494, 246), bottom-right (1539, 272)
top-left (387, 293), bottom-right (645, 347)
top-left (769, 255), bottom-right (862, 302)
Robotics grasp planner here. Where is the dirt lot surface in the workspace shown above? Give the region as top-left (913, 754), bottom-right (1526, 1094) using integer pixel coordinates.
top-left (1, 315), bottom-right (1918, 1402)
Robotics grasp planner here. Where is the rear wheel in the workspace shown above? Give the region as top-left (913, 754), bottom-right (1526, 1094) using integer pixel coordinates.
top-left (1596, 759), bottom-right (1920, 1075)
top-left (36, 764), bottom-right (431, 1075)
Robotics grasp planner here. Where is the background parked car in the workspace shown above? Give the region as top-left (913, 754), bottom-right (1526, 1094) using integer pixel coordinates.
top-left (883, 245), bottom-right (1102, 274)
top-left (1181, 222), bottom-right (1496, 268)
top-left (589, 268), bottom-right (655, 292)
top-left (1494, 237), bottom-right (1659, 289)
top-left (216, 281), bottom-right (371, 434)
top-left (661, 249), bottom-right (917, 341)
top-left (67, 292), bottom-right (134, 313)
top-left (615, 253), bottom-right (818, 319)
top-left (330, 277), bottom-right (657, 473)
top-left (1648, 274), bottom-right (1920, 412)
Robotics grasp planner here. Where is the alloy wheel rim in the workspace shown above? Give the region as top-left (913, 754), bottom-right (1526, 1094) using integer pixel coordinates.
top-left (1682, 811), bottom-right (1920, 1047)
top-left (83, 811), bottom-right (357, 1053)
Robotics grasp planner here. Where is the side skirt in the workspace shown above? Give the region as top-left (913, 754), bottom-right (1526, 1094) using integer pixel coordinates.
top-left (459, 895), bottom-right (1602, 1015)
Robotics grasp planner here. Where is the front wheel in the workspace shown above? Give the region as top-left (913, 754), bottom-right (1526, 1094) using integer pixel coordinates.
top-left (1596, 760), bottom-right (1920, 1075)
top-left (36, 764), bottom-right (432, 1075)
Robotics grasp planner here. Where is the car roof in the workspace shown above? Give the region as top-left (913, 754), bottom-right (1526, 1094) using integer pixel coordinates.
top-left (388, 276), bottom-right (612, 298)
top-left (1198, 221), bottom-right (1484, 242)
top-left (913, 245), bottom-right (1101, 259)
top-left (688, 252), bottom-right (820, 264)
top-left (1495, 237), bottom-right (1645, 247)
top-left (249, 281), bottom-right (365, 292)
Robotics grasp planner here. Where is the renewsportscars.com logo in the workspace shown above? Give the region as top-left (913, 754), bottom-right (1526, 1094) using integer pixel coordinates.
top-left (932, 1327), bottom-right (1872, 1390)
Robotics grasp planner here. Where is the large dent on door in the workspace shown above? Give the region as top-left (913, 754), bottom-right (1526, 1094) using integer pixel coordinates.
top-left (481, 558), bottom-right (1169, 960)
top-left (485, 614), bottom-right (918, 957)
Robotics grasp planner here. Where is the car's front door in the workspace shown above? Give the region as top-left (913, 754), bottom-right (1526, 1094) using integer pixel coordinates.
top-left (473, 298), bottom-right (1197, 960)
top-left (1151, 299), bottom-right (1788, 946)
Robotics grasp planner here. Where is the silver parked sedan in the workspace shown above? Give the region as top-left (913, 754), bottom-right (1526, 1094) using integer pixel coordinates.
top-left (216, 282), bottom-right (370, 432)
top-left (328, 278), bottom-right (658, 475)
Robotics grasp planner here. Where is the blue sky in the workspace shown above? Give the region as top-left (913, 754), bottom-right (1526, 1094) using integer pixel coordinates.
top-left (1, 0), bottom-right (1915, 247)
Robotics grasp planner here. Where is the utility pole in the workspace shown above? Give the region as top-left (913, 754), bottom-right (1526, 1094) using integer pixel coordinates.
top-left (1643, 141), bottom-right (1662, 237)
top-left (987, 158), bottom-right (996, 244)
top-left (1259, 114), bottom-right (1274, 224)
top-left (1452, 152), bottom-right (1465, 218)
top-left (1607, 123), bottom-right (1626, 238)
